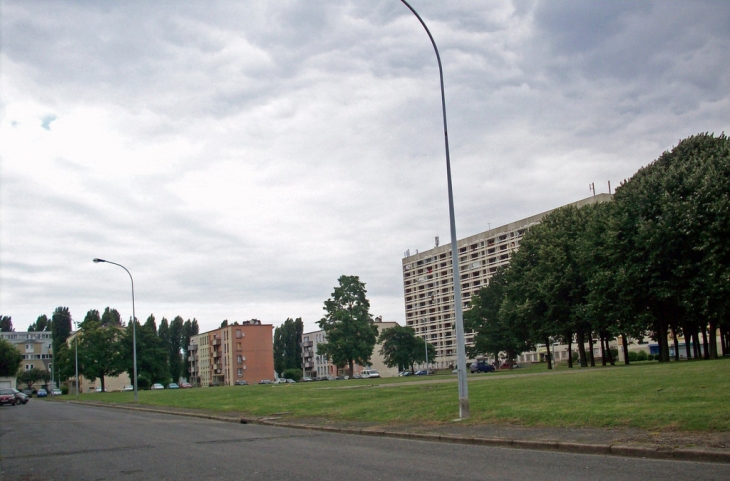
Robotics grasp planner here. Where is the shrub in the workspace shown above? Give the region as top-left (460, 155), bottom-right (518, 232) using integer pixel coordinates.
top-left (61, 386), bottom-right (69, 395)
top-left (282, 368), bottom-right (302, 381)
top-left (628, 352), bottom-right (639, 362)
top-left (636, 351), bottom-right (648, 361)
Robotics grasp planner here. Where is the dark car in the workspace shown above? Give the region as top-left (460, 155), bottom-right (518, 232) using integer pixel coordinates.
top-left (0, 388), bottom-right (17, 406)
top-left (12, 389), bottom-right (29, 405)
top-left (470, 361), bottom-right (495, 373)
top-left (235, 380), bottom-right (248, 386)
top-left (37, 388), bottom-right (48, 397)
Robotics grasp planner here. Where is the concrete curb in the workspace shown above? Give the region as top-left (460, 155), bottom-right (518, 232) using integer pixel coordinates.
top-left (67, 401), bottom-right (730, 464)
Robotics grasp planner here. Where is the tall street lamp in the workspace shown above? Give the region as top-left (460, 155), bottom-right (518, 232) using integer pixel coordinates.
top-left (93, 258), bottom-right (138, 402)
top-left (400, 0), bottom-right (470, 418)
top-left (74, 321), bottom-right (79, 399)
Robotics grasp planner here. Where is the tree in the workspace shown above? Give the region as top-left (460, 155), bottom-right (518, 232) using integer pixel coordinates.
top-left (0, 338), bottom-right (23, 377)
top-left (28, 314), bottom-right (51, 332)
top-left (378, 325), bottom-right (435, 373)
top-left (120, 320), bottom-right (168, 387)
top-left (317, 275), bottom-right (379, 377)
top-left (144, 314), bottom-right (157, 333)
top-left (465, 267), bottom-right (531, 368)
top-left (168, 316), bottom-right (185, 383)
top-left (274, 318), bottom-right (304, 375)
top-left (17, 368), bottom-right (50, 391)
top-left (51, 307), bottom-right (73, 362)
top-left (181, 318), bottom-right (200, 376)
top-left (0, 315), bottom-right (13, 332)
top-left (101, 307), bottom-right (123, 327)
top-left (77, 311), bottom-right (124, 392)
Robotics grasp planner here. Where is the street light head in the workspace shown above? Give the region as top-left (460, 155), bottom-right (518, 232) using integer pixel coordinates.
top-left (93, 258), bottom-right (105, 263)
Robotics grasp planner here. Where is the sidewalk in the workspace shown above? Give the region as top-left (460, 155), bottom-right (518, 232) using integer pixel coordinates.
top-left (70, 401), bottom-right (730, 464)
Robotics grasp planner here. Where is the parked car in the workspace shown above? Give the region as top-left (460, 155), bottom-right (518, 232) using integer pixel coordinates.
top-left (415, 370), bottom-right (428, 375)
top-left (122, 385), bottom-right (134, 392)
top-left (37, 388), bottom-right (48, 397)
top-left (234, 380), bottom-right (248, 386)
top-left (0, 388), bottom-right (17, 406)
top-left (302, 377), bottom-right (313, 382)
top-left (209, 381), bottom-right (221, 387)
top-left (285, 379), bottom-right (296, 384)
top-left (470, 360), bottom-right (495, 373)
top-left (258, 379), bottom-right (272, 385)
top-left (399, 371), bottom-right (413, 377)
top-left (150, 383), bottom-right (164, 390)
top-left (11, 388), bottom-right (29, 404)
top-left (167, 383), bottom-right (179, 389)
top-left (360, 369), bottom-right (380, 378)
top-left (95, 387), bottom-right (109, 393)
top-left (51, 388), bottom-right (62, 397)
top-left (352, 374), bottom-right (362, 379)
top-left (180, 382), bottom-right (192, 388)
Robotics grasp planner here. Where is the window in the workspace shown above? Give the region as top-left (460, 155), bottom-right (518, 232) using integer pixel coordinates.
top-left (25, 344), bottom-right (34, 353)
top-left (236, 330), bottom-right (242, 338)
top-left (25, 364), bottom-right (33, 371)
top-left (237, 369), bottom-right (243, 377)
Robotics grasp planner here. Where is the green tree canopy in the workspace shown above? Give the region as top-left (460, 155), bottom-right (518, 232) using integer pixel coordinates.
top-left (317, 275), bottom-right (379, 377)
top-left (377, 325), bottom-right (435, 373)
top-left (17, 368), bottom-right (50, 390)
top-left (0, 315), bottom-right (13, 332)
top-left (28, 314), bottom-right (51, 332)
top-left (0, 338), bottom-right (23, 377)
top-left (274, 318), bottom-right (304, 375)
top-left (51, 307), bottom-right (73, 360)
top-left (77, 312), bottom-right (124, 391)
top-left (101, 307), bottom-right (123, 327)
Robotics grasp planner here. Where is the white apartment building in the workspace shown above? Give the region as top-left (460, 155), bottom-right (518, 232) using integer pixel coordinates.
top-left (302, 318), bottom-right (400, 378)
top-left (402, 194), bottom-right (613, 369)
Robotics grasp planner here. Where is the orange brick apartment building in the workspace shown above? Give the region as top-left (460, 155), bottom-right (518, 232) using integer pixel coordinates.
top-left (188, 320), bottom-right (274, 387)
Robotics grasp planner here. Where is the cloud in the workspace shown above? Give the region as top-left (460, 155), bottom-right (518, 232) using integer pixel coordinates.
top-left (1, 0), bottom-right (728, 334)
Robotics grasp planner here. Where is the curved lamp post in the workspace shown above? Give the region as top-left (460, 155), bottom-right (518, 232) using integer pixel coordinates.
top-left (93, 258), bottom-right (138, 402)
top-left (400, 0), bottom-right (470, 418)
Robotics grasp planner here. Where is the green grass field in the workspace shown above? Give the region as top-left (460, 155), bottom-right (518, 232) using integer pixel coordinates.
top-left (72, 358), bottom-right (730, 432)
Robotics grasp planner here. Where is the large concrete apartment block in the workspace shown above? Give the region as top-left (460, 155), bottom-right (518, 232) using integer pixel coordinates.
top-left (402, 194), bottom-right (612, 368)
top-left (188, 321), bottom-right (275, 387)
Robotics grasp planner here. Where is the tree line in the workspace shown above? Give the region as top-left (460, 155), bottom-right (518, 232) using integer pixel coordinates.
top-left (465, 133), bottom-right (730, 367)
top-left (0, 307), bottom-right (201, 390)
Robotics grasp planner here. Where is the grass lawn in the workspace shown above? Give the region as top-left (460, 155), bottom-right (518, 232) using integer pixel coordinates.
top-left (73, 358), bottom-right (730, 432)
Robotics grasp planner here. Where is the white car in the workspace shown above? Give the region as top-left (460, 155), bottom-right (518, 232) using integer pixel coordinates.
top-left (150, 383), bottom-right (164, 390)
top-left (122, 385), bottom-right (134, 392)
top-left (360, 369), bottom-right (380, 378)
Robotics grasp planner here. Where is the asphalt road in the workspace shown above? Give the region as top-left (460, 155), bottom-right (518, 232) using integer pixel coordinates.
top-left (2, 401), bottom-right (729, 481)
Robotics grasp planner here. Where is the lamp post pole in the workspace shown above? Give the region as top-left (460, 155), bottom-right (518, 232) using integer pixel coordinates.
top-left (93, 258), bottom-right (138, 402)
top-left (74, 322), bottom-right (79, 399)
top-left (400, 0), bottom-right (469, 418)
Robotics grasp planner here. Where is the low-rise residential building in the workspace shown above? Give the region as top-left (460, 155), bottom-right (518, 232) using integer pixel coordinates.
top-left (189, 320), bottom-right (275, 386)
top-left (0, 331), bottom-right (54, 374)
top-left (302, 318), bottom-right (401, 378)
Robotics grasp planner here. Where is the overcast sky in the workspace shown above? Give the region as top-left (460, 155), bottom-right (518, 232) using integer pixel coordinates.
top-left (1, 1), bottom-right (728, 334)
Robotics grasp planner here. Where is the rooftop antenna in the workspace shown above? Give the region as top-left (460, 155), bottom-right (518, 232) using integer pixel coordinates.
top-left (608, 180), bottom-right (612, 194)
top-left (589, 182), bottom-right (596, 196)
top-left (435, 236), bottom-right (439, 247)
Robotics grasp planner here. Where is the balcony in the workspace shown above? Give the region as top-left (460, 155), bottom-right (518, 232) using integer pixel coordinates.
top-left (212, 339), bottom-right (221, 346)
top-left (188, 344), bottom-right (198, 351)
top-left (301, 341), bottom-right (313, 348)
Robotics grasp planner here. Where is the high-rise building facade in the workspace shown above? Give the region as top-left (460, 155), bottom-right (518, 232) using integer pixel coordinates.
top-left (402, 194), bottom-right (612, 368)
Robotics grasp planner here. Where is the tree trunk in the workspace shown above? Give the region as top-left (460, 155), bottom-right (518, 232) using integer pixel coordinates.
top-left (708, 319), bottom-right (718, 359)
top-left (567, 339), bottom-right (573, 368)
top-left (348, 359), bottom-right (354, 378)
top-left (693, 329), bottom-right (702, 359)
top-left (701, 325), bottom-right (710, 360)
top-left (576, 329), bottom-right (587, 367)
top-left (588, 334), bottom-right (596, 367)
top-left (683, 322), bottom-right (693, 359)
top-left (621, 333), bottom-right (630, 365)
top-left (600, 335), bottom-right (607, 367)
top-left (670, 326), bottom-right (680, 361)
top-left (545, 337), bottom-right (552, 370)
